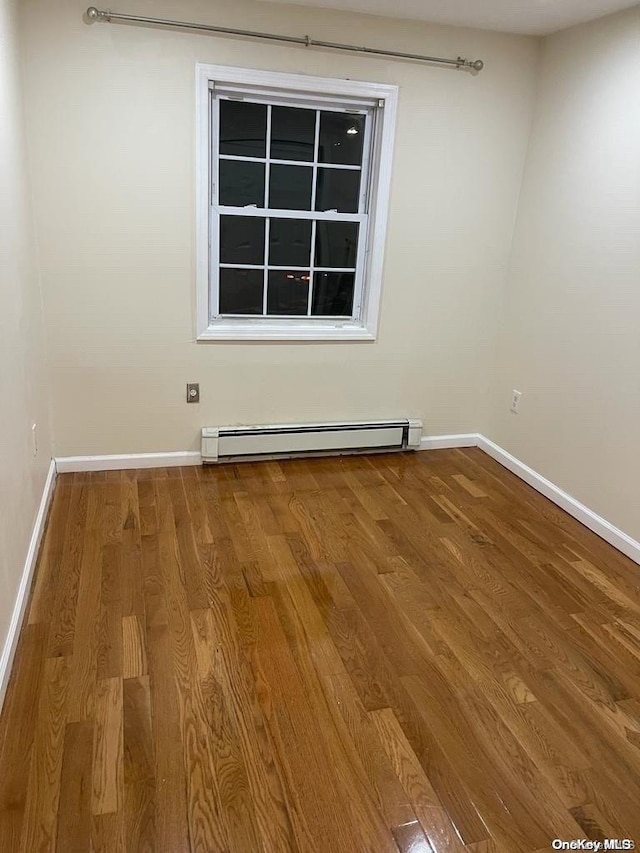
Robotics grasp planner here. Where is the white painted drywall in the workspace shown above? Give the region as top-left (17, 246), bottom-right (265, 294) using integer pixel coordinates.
top-left (487, 5), bottom-right (640, 541)
top-left (0, 0), bottom-right (53, 653)
top-left (19, 0), bottom-right (539, 456)
top-left (259, 0), bottom-right (640, 37)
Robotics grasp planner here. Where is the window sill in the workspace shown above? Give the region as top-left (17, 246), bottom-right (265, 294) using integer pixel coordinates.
top-left (197, 321), bottom-right (376, 342)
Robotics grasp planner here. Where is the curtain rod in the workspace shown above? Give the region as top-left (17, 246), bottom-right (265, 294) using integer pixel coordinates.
top-left (85, 7), bottom-right (484, 72)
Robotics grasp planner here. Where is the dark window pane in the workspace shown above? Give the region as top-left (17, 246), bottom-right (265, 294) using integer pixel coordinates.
top-left (219, 268), bottom-right (264, 315)
top-left (269, 164), bottom-right (313, 210)
top-left (219, 160), bottom-right (265, 207)
top-left (318, 112), bottom-right (365, 165)
top-left (271, 106), bottom-right (316, 162)
top-left (269, 219), bottom-right (312, 267)
top-left (312, 272), bottom-right (355, 316)
top-left (315, 168), bottom-right (361, 213)
top-left (267, 270), bottom-right (310, 315)
top-left (315, 221), bottom-right (359, 268)
top-left (219, 100), bottom-right (266, 158)
top-left (220, 216), bottom-right (265, 265)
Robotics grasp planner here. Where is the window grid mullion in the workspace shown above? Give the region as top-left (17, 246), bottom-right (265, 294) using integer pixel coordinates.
top-left (311, 110), bottom-right (320, 213)
top-left (308, 112), bottom-right (321, 316)
top-left (218, 153), bottom-right (361, 171)
top-left (308, 220), bottom-right (317, 317)
top-left (219, 313), bottom-right (353, 320)
top-left (262, 105), bottom-right (272, 318)
top-left (264, 104), bottom-right (272, 209)
top-left (216, 207), bottom-right (366, 223)
top-left (263, 217), bottom-right (270, 316)
top-left (219, 263), bottom-right (356, 272)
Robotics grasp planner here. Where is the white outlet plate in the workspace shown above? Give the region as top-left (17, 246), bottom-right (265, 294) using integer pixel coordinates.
top-left (31, 423), bottom-right (38, 456)
top-left (510, 390), bottom-right (522, 414)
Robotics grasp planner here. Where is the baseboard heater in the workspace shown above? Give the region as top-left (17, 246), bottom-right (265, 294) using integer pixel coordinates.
top-left (201, 419), bottom-right (422, 464)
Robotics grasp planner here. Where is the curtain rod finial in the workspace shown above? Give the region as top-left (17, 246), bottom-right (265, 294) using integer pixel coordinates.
top-left (86, 6), bottom-right (109, 22)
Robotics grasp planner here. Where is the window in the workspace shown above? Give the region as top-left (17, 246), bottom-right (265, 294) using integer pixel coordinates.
top-left (196, 65), bottom-right (398, 341)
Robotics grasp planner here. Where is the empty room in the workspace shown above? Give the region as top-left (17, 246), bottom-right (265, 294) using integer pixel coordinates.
top-left (2, 0), bottom-right (640, 849)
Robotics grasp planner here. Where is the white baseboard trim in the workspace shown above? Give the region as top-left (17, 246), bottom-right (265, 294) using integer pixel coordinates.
top-left (419, 433), bottom-right (479, 451)
top-left (477, 435), bottom-right (640, 566)
top-left (0, 459), bottom-right (57, 711)
top-left (58, 438), bottom-right (477, 471)
top-left (55, 451), bottom-right (201, 473)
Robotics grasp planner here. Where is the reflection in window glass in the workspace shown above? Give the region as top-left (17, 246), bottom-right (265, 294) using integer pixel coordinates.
top-left (269, 219), bottom-right (312, 267)
top-left (267, 271), bottom-right (310, 315)
top-left (219, 100), bottom-right (267, 158)
top-left (220, 216), bottom-right (265, 265)
top-left (271, 106), bottom-right (316, 162)
top-left (315, 221), bottom-right (359, 268)
top-left (318, 112), bottom-right (365, 165)
top-left (269, 164), bottom-right (313, 210)
top-left (219, 268), bottom-right (264, 314)
top-left (219, 160), bottom-right (265, 207)
top-left (312, 272), bottom-right (355, 316)
top-left (315, 168), bottom-right (361, 213)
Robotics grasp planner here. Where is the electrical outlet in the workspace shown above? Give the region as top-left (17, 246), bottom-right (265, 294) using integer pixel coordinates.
top-left (31, 423), bottom-right (38, 456)
top-left (510, 390), bottom-right (522, 414)
top-left (186, 382), bottom-right (200, 403)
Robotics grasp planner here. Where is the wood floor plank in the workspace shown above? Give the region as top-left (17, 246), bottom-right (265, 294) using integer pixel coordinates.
top-left (121, 477), bottom-right (145, 620)
top-left (92, 676), bottom-right (123, 817)
top-left (2, 451), bottom-right (640, 851)
top-left (146, 622), bottom-right (190, 852)
top-left (168, 478), bottom-right (209, 612)
top-left (190, 607), bottom-right (262, 853)
top-left (123, 676), bottom-right (156, 852)
top-left (197, 548), bottom-right (300, 851)
top-left (122, 615), bottom-right (147, 679)
top-left (369, 706), bottom-right (467, 853)
top-left (47, 482), bottom-right (89, 656)
top-left (56, 720), bottom-right (93, 852)
top-left (391, 816), bottom-right (436, 852)
top-left (323, 671), bottom-right (417, 831)
top-left (0, 623), bottom-right (48, 849)
top-left (155, 479), bottom-right (231, 853)
top-left (91, 812), bottom-right (124, 852)
top-left (19, 656), bottom-right (70, 853)
top-left (263, 581), bottom-right (398, 851)
top-left (28, 481), bottom-right (73, 627)
top-left (96, 543), bottom-right (123, 681)
top-left (66, 484), bottom-right (106, 723)
top-left (251, 594), bottom-right (397, 853)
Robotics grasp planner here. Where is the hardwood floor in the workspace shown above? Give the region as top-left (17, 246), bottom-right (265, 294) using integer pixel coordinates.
top-left (1, 448), bottom-right (640, 852)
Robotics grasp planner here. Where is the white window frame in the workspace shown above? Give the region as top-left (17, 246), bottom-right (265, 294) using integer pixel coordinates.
top-left (195, 64), bottom-right (398, 342)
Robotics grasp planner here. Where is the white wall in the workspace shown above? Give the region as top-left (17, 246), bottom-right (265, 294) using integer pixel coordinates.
top-left (0, 0), bottom-right (52, 654)
top-left (19, 0), bottom-right (538, 456)
top-left (487, 5), bottom-right (640, 541)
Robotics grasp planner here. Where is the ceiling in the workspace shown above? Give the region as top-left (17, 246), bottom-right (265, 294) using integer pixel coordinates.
top-left (260, 0), bottom-right (639, 35)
